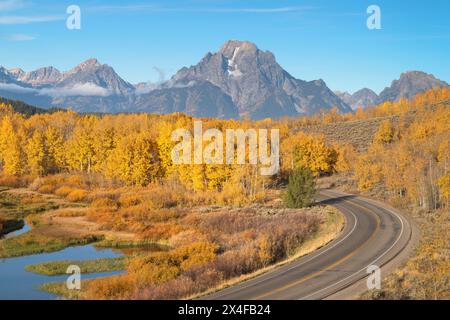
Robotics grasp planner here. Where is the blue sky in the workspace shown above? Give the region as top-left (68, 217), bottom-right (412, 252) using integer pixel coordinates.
top-left (0, 0), bottom-right (449, 93)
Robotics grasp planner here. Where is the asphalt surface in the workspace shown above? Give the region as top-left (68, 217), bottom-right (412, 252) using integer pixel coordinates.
top-left (204, 189), bottom-right (414, 300)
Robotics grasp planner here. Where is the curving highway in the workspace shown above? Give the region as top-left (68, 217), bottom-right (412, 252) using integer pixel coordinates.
top-left (204, 189), bottom-right (415, 300)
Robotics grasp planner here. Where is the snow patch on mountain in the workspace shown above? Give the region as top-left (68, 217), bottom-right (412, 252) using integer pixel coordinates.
top-left (227, 47), bottom-right (243, 77)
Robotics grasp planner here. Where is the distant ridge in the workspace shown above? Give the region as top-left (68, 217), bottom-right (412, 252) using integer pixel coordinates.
top-left (0, 96), bottom-right (57, 116)
top-left (0, 43), bottom-right (448, 118)
top-left (335, 71), bottom-right (448, 110)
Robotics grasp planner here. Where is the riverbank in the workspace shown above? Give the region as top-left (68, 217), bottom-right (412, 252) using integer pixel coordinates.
top-left (1, 185), bottom-right (344, 300)
top-left (0, 188), bottom-right (138, 258)
top-left (40, 205), bottom-right (344, 300)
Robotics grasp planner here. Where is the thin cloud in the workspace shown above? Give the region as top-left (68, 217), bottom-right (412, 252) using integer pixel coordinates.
top-left (88, 5), bottom-right (311, 14)
top-left (0, 0), bottom-right (24, 11)
top-left (0, 82), bottom-right (111, 97)
top-left (0, 14), bottom-right (64, 24)
top-left (40, 83), bottom-right (112, 97)
top-left (0, 82), bottom-right (36, 94)
top-left (5, 33), bottom-right (35, 41)
top-left (202, 7), bottom-right (309, 13)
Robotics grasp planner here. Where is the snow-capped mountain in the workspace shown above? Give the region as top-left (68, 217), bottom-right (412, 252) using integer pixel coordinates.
top-left (1, 41), bottom-right (447, 119)
top-left (166, 40), bottom-right (351, 119)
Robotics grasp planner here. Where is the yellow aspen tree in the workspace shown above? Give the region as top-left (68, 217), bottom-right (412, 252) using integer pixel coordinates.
top-left (44, 126), bottom-right (66, 172)
top-left (66, 117), bottom-right (97, 173)
top-left (373, 120), bottom-right (397, 145)
top-left (354, 154), bottom-right (383, 190)
top-left (333, 143), bottom-right (357, 173)
top-left (281, 132), bottom-right (337, 176)
top-left (26, 130), bottom-right (48, 176)
top-left (93, 127), bottom-right (116, 172)
top-left (156, 121), bottom-right (176, 177)
top-left (0, 117), bottom-right (27, 175)
top-left (131, 133), bottom-right (162, 186)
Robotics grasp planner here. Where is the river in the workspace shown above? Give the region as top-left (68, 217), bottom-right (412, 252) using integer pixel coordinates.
top-left (0, 221), bottom-right (124, 300)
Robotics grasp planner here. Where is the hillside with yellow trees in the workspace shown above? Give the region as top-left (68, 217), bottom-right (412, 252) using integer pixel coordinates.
top-left (0, 86), bottom-right (448, 300)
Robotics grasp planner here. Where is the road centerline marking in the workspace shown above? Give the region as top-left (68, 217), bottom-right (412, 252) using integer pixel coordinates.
top-left (251, 199), bottom-right (381, 300)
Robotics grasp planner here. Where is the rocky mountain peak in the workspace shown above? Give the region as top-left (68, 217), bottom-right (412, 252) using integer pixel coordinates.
top-left (19, 67), bottom-right (62, 86)
top-left (220, 40), bottom-right (258, 56)
top-left (8, 68), bottom-right (25, 79)
top-left (335, 88), bottom-right (379, 110)
top-left (379, 70), bottom-right (448, 102)
top-left (76, 58), bottom-right (102, 70)
top-left (168, 40), bottom-right (350, 118)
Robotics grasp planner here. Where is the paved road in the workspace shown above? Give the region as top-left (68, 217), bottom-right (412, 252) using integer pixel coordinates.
top-left (204, 189), bottom-right (414, 300)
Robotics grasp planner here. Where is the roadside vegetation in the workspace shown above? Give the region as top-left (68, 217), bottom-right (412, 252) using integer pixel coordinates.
top-left (0, 87), bottom-right (448, 299)
top-left (284, 167), bottom-right (316, 208)
top-left (312, 88), bottom-right (449, 300)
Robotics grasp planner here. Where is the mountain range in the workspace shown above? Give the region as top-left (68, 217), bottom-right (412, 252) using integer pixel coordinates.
top-left (335, 71), bottom-right (448, 110)
top-left (0, 40), bottom-right (448, 119)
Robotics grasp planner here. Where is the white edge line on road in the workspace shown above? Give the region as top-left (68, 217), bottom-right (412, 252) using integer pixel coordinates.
top-left (298, 193), bottom-right (406, 300)
top-left (209, 201), bottom-right (358, 299)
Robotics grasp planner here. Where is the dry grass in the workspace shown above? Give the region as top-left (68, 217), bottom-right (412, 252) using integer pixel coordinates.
top-left (66, 189), bottom-right (89, 202)
top-left (300, 114), bottom-right (415, 152)
top-left (189, 206), bottom-right (344, 299)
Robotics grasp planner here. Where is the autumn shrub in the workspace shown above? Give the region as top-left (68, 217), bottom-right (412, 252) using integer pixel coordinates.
top-left (84, 275), bottom-right (135, 300)
top-left (65, 175), bottom-right (85, 188)
top-left (168, 230), bottom-right (208, 248)
top-left (85, 190), bottom-right (120, 203)
top-left (54, 186), bottom-right (74, 197)
top-left (143, 185), bottom-right (181, 208)
top-left (215, 244), bottom-right (261, 278)
top-left (30, 175), bottom-right (66, 192)
top-left (86, 208), bottom-right (121, 230)
top-left (90, 198), bottom-right (118, 210)
top-left (66, 189), bottom-right (89, 202)
top-left (0, 174), bottom-right (26, 188)
top-left (37, 184), bottom-right (57, 194)
top-left (174, 241), bottom-right (218, 270)
top-left (118, 194), bottom-right (143, 208)
top-left (136, 264), bottom-right (223, 300)
top-left (128, 258), bottom-right (180, 288)
top-left (138, 222), bottom-right (186, 242)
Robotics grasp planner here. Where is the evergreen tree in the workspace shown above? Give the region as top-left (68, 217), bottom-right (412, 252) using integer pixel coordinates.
top-left (284, 166), bottom-right (316, 208)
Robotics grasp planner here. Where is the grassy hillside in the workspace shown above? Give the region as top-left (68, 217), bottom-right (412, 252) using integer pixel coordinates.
top-left (298, 113), bottom-right (416, 152)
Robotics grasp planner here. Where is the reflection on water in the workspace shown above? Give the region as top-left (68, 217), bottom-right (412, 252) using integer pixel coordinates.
top-left (3, 220), bottom-right (31, 239)
top-left (0, 245), bottom-right (123, 300)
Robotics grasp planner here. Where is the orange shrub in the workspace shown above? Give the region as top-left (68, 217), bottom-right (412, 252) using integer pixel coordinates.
top-left (66, 189), bottom-right (89, 202)
top-left (118, 194), bottom-right (142, 208)
top-left (37, 184), bottom-right (56, 194)
top-left (66, 175), bottom-right (85, 188)
top-left (54, 186), bottom-right (74, 197)
top-left (168, 230), bottom-right (208, 248)
top-left (0, 174), bottom-right (25, 188)
top-left (90, 198), bottom-right (118, 210)
top-left (84, 275), bottom-right (135, 300)
top-left (138, 222), bottom-right (185, 242)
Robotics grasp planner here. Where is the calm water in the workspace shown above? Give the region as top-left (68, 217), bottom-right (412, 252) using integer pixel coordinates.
top-left (0, 245), bottom-right (123, 300)
top-left (3, 221), bottom-right (31, 239)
